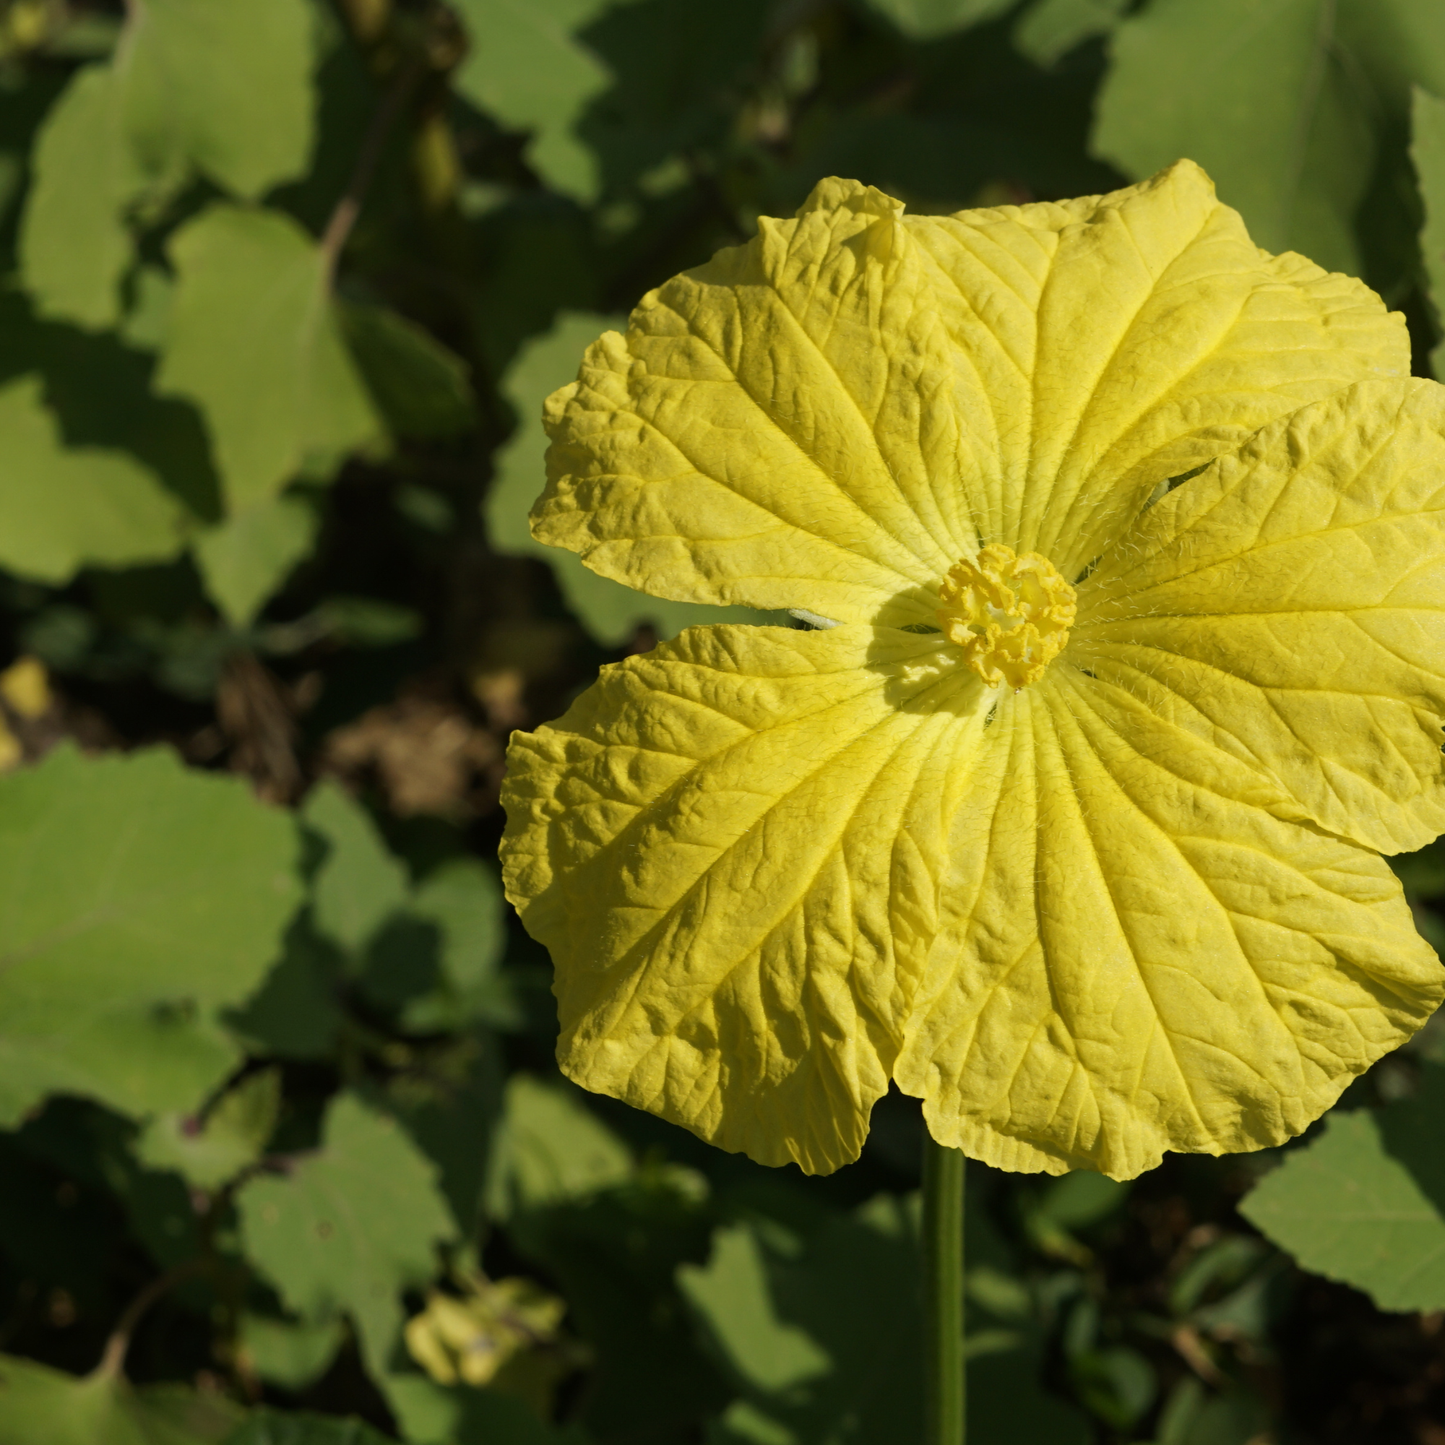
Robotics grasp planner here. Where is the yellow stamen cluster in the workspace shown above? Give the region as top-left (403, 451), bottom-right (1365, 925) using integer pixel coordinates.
top-left (936, 543), bottom-right (1076, 690)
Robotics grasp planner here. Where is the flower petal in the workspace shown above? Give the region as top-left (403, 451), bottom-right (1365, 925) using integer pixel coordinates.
top-left (534, 181), bottom-right (988, 626)
top-left (534, 162), bottom-right (1404, 617)
top-left (1074, 377), bottom-right (1445, 855)
top-left (907, 159), bottom-right (1406, 577)
top-left (894, 673), bottom-right (1442, 1181)
top-left (500, 623), bottom-right (987, 1173)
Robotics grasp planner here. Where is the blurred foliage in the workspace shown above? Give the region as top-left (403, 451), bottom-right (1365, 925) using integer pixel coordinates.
top-left (1, 2), bottom-right (1445, 1443)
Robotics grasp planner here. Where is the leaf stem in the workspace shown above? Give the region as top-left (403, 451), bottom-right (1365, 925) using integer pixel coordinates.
top-left (95, 1258), bottom-right (206, 1381)
top-left (922, 1133), bottom-right (966, 1445)
top-left (320, 58), bottom-right (420, 274)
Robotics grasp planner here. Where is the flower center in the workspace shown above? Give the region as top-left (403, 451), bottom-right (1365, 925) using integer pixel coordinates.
top-left (935, 543), bottom-right (1076, 690)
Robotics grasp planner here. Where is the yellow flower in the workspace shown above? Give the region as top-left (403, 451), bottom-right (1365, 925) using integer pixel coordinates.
top-left (500, 161), bottom-right (1445, 1181)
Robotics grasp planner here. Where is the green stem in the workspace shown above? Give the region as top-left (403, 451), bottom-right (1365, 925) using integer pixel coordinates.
top-left (922, 1134), bottom-right (966, 1445)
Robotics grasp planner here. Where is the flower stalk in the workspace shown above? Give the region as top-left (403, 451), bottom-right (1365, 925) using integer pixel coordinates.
top-left (922, 1135), bottom-right (966, 1445)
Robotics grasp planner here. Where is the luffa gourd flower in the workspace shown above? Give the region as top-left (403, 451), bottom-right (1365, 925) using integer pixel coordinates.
top-left (501, 161), bottom-right (1445, 1181)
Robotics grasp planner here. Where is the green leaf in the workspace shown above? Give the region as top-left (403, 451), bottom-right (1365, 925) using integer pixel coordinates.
top-left (1093, 0), bottom-right (1376, 275)
top-left (134, 1068), bottom-right (282, 1190)
top-left (861, 0), bottom-right (1014, 40)
top-left (1013, 0), bottom-right (1127, 67)
top-left (400, 859), bottom-right (517, 1032)
top-left (0, 1354), bottom-right (242, 1445)
top-left (18, 66), bottom-right (147, 329)
top-left (0, 374), bottom-right (186, 584)
top-left (683, 1194), bottom-right (1089, 1445)
top-left (1414, 86), bottom-right (1445, 374)
top-left (379, 1372), bottom-right (591, 1445)
top-left (0, 746), bottom-right (300, 1126)
top-left (450, 0), bottom-right (613, 199)
top-left (682, 1226), bottom-right (831, 1392)
top-left (337, 301), bottom-right (476, 440)
top-left (236, 1091), bottom-right (455, 1371)
top-left (680, 1197), bottom-right (921, 1445)
top-left (118, 0), bottom-right (316, 200)
top-left (224, 920), bottom-right (343, 1061)
top-left (505, 1163), bottom-right (723, 1439)
top-left (17, 0), bottom-right (316, 332)
top-left (1339, 1), bottom-right (1445, 111)
top-left (237, 1316), bottom-right (346, 1394)
top-left (193, 493), bottom-right (320, 627)
top-left (1240, 1082), bottom-right (1445, 1312)
top-left (487, 313), bottom-right (774, 644)
top-left (381, 1033), bottom-right (503, 1235)
top-left (302, 780), bottom-right (409, 958)
top-left (223, 1407), bottom-right (391, 1445)
top-left (157, 205), bottom-right (379, 510)
top-left (484, 1073), bottom-right (632, 1220)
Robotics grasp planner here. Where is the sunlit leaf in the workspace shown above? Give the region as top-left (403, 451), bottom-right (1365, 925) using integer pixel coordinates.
top-left (0, 746), bottom-right (300, 1126)
top-left (0, 375), bottom-right (186, 584)
top-left (157, 205), bottom-right (379, 510)
top-left (236, 1092), bottom-right (454, 1372)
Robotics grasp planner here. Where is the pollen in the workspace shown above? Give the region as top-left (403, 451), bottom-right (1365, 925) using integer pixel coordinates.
top-left (936, 543), bottom-right (1077, 690)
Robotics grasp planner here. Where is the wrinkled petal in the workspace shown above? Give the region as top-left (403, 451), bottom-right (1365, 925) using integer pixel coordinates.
top-left (894, 673), bottom-right (1442, 1181)
top-left (500, 623), bottom-right (988, 1173)
top-left (534, 182), bottom-right (976, 626)
top-left (908, 163), bottom-right (1405, 577)
top-left (534, 161), bottom-right (1405, 617)
top-left (1074, 378), bottom-right (1445, 855)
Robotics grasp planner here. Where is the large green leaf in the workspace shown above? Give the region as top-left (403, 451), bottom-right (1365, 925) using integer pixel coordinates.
top-left (450, 0), bottom-right (614, 199)
top-left (119, 0), bottom-right (316, 200)
top-left (0, 374), bottom-right (186, 583)
top-left (0, 1355), bottom-right (242, 1445)
top-left (1094, 0), bottom-right (1375, 275)
top-left (236, 1092), bottom-right (454, 1372)
top-left (0, 746), bottom-right (300, 1126)
top-left (1414, 86), bottom-right (1445, 375)
top-left (157, 205), bottom-right (379, 510)
top-left (487, 313), bottom-right (774, 644)
top-left (1241, 1078), bottom-right (1445, 1313)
